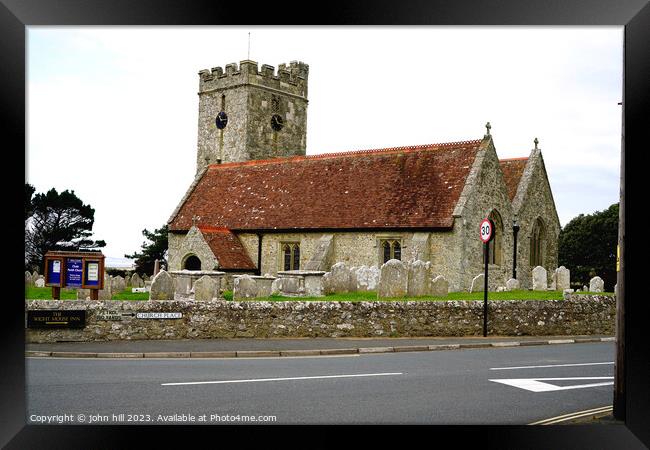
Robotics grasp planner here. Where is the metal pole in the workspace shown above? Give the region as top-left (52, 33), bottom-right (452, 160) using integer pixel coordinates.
top-left (483, 242), bottom-right (489, 337)
top-left (613, 31), bottom-right (625, 421)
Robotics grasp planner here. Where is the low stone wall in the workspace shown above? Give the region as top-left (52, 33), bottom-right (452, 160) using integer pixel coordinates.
top-left (25, 295), bottom-right (615, 343)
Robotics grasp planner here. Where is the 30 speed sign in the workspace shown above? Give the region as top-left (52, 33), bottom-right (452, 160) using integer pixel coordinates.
top-left (480, 218), bottom-right (495, 243)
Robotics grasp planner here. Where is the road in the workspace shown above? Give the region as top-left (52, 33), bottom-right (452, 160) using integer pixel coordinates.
top-left (26, 342), bottom-right (614, 425)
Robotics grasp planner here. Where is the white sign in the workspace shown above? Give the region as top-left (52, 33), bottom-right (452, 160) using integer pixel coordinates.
top-left (480, 218), bottom-right (493, 243)
top-left (131, 287), bottom-right (146, 293)
top-left (87, 262), bottom-right (99, 282)
top-left (136, 312), bottom-right (182, 319)
top-left (52, 260), bottom-right (61, 274)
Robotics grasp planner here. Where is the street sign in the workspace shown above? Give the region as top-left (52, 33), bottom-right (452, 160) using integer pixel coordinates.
top-left (480, 218), bottom-right (494, 243)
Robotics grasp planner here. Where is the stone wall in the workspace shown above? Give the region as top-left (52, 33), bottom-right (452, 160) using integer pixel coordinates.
top-left (26, 295), bottom-right (614, 342)
top-left (168, 227), bottom-right (219, 271)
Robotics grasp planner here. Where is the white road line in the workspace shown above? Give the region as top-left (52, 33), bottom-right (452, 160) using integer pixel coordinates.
top-left (490, 361), bottom-right (614, 370)
top-left (490, 377), bottom-right (614, 392)
top-left (161, 372), bottom-right (404, 386)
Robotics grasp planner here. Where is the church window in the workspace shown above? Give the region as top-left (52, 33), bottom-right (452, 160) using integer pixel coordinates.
top-left (381, 239), bottom-right (402, 264)
top-left (530, 218), bottom-right (546, 267)
top-left (183, 255), bottom-right (201, 270)
top-left (282, 243), bottom-right (300, 271)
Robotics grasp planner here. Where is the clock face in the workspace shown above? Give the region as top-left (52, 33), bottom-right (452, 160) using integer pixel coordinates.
top-left (215, 111), bottom-right (228, 129)
top-left (270, 114), bottom-right (284, 132)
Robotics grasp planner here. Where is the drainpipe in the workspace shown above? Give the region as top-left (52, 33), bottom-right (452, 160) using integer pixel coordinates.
top-left (512, 216), bottom-right (520, 279)
top-left (256, 233), bottom-right (263, 276)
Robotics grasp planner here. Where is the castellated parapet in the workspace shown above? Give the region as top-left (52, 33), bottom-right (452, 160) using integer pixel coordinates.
top-left (198, 60), bottom-right (309, 98)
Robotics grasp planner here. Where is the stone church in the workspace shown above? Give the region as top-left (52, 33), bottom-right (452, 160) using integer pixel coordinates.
top-left (167, 59), bottom-right (560, 292)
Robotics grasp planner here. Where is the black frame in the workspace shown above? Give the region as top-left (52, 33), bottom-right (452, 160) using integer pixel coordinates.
top-left (7, 1), bottom-right (649, 448)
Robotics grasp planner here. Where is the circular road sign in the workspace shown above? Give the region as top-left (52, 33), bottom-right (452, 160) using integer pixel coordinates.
top-left (480, 218), bottom-right (494, 243)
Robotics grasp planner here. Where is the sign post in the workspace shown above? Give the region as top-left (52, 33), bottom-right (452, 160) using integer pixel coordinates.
top-left (480, 218), bottom-right (495, 337)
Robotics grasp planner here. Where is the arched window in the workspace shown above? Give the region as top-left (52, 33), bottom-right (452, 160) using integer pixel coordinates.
top-left (183, 255), bottom-right (201, 270)
top-left (381, 239), bottom-right (401, 264)
top-left (530, 218), bottom-right (546, 267)
top-left (487, 210), bottom-right (504, 265)
top-left (282, 243), bottom-right (300, 271)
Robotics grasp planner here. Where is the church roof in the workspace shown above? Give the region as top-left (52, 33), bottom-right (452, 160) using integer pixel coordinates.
top-left (198, 226), bottom-right (256, 270)
top-left (169, 139), bottom-right (484, 233)
top-left (499, 157), bottom-right (529, 201)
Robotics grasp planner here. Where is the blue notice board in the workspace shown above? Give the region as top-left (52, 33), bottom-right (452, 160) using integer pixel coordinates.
top-left (46, 259), bottom-right (62, 286)
top-left (65, 258), bottom-right (83, 287)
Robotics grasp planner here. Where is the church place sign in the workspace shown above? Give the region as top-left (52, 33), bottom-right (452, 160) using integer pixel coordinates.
top-left (43, 251), bottom-right (105, 300)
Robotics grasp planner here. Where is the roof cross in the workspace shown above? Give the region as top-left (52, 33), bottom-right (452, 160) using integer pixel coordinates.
top-left (192, 215), bottom-right (199, 227)
top-left (485, 122), bottom-right (491, 137)
top-left (534, 137), bottom-right (539, 149)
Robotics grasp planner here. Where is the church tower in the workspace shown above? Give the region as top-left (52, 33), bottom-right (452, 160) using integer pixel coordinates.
top-left (195, 60), bottom-right (309, 174)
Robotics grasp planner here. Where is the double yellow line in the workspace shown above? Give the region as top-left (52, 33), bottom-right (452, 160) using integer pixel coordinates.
top-left (529, 405), bottom-right (612, 425)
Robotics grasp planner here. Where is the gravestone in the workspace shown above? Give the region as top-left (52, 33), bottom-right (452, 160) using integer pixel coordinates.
top-left (98, 273), bottom-right (112, 300)
top-left (470, 274), bottom-right (484, 293)
top-left (34, 276), bottom-right (45, 288)
top-left (430, 275), bottom-right (449, 296)
top-left (328, 262), bottom-right (354, 293)
top-left (505, 278), bottom-right (520, 291)
top-left (111, 275), bottom-right (126, 293)
top-left (555, 266), bottom-right (570, 291)
top-left (377, 259), bottom-right (407, 298)
top-left (271, 278), bottom-right (283, 295)
top-left (149, 270), bottom-right (174, 300)
top-left (25, 271), bottom-right (33, 286)
top-left (583, 285), bottom-right (589, 292)
top-left (355, 265), bottom-right (380, 291)
top-left (532, 266), bottom-right (547, 291)
top-left (233, 275), bottom-right (258, 300)
top-left (131, 273), bottom-right (144, 288)
top-left (407, 260), bottom-right (432, 297)
top-left (32, 270), bottom-right (39, 280)
top-left (193, 275), bottom-right (219, 301)
top-left (589, 276), bottom-right (604, 293)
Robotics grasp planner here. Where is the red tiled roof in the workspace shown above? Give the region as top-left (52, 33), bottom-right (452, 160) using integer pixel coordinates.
top-left (499, 157), bottom-right (529, 201)
top-left (198, 226), bottom-right (256, 270)
top-left (170, 139), bottom-right (484, 233)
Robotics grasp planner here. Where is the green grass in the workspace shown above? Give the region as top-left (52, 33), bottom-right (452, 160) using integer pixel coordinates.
top-left (25, 286), bottom-right (149, 301)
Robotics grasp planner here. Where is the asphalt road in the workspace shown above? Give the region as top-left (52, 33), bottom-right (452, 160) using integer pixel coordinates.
top-left (26, 342), bottom-right (615, 425)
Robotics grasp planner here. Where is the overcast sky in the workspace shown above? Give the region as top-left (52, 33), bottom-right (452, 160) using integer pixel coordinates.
top-left (26, 26), bottom-right (623, 261)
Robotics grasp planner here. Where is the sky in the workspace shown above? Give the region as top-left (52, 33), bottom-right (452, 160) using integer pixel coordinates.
top-left (26, 26), bottom-right (623, 262)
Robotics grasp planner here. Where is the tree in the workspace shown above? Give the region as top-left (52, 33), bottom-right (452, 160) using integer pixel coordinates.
top-left (558, 203), bottom-right (618, 291)
top-left (125, 225), bottom-right (168, 276)
top-left (25, 185), bottom-right (106, 272)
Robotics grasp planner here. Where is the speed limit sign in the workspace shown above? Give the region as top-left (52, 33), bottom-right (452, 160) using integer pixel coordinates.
top-left (480, 218), bottom-right (494, 243)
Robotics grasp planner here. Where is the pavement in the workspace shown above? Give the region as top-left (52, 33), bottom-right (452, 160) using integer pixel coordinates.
top-left (26, 334), bottom-right (615, 358)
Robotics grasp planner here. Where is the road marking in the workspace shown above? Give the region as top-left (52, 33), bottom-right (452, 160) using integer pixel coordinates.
top-left (161, 372), bottom-right (404, 386)
top-left (490, 377), bottom-right (614, 392)
top-left (490, 361), bottom-right (614, 370)
top-left (529, 406), bottom-right (613, 425)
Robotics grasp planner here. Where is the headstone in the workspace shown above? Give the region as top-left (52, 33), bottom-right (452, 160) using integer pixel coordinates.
top-left (407, 260), bottom-right (432, 297)
top-left (111, 275), bottom-right (126, 293)
top-left (149, 270), bottom-right (174, 300)
top-left (233, 275), bottom-right (259, 300)
top-left (271, 278), bottom-right (283, 295)
top-left (98, 272), bottom-right (112, 300)
top-left (355, 265), bottom-right (380, 291)
top-left (589, 276), bottom-right (604, 293)
top-left (25, 271), bottom-right (33, 286)
top-left (32, 270), bottom-right (39, 280)
top-left (193, 275), bottom-right (219, 301)
top-left (532, 266), bottom-right (547, 291)
top-left (555, 266), bottom-right (571, 291)
top-left (279, 276), bottom-right (302, 295)
top-left (35, 276), bottom-right (45, 288)
top-left (125, 274), bottom-right (131, 287)
top-left (505, 278), bottom-right (520, 291)
top-left (377, 259), bottom-right (408, 298)
top-left (131, 273), bottom-right (144, 288)
top-left (322, 272), bottom-right (333, 295)
top-left (497, 286), bottom-right (505, 292)
top-left (328, 262), bottom-right (354, 293)
top-left (256, 277), bottom-right (276, 297)
top-left (583, 285), bottom-right (589, 292)
top-left (430, 275), bottom-right (449, 297)
top-left (174, 275), bottom-right (192, 295)
top-left (470, 274), bottom-right (484, 293)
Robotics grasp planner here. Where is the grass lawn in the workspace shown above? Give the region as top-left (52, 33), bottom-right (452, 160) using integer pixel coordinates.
top-left (25, 286), bottom-right (149, 301)
top-left (26, 286), bottom-right (614, 302)
top-left (224, 289), bottom-right (615, 302)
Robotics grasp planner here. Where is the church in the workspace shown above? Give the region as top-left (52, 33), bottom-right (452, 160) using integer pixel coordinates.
top-left (167, 59), bottom-right (560, 292)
